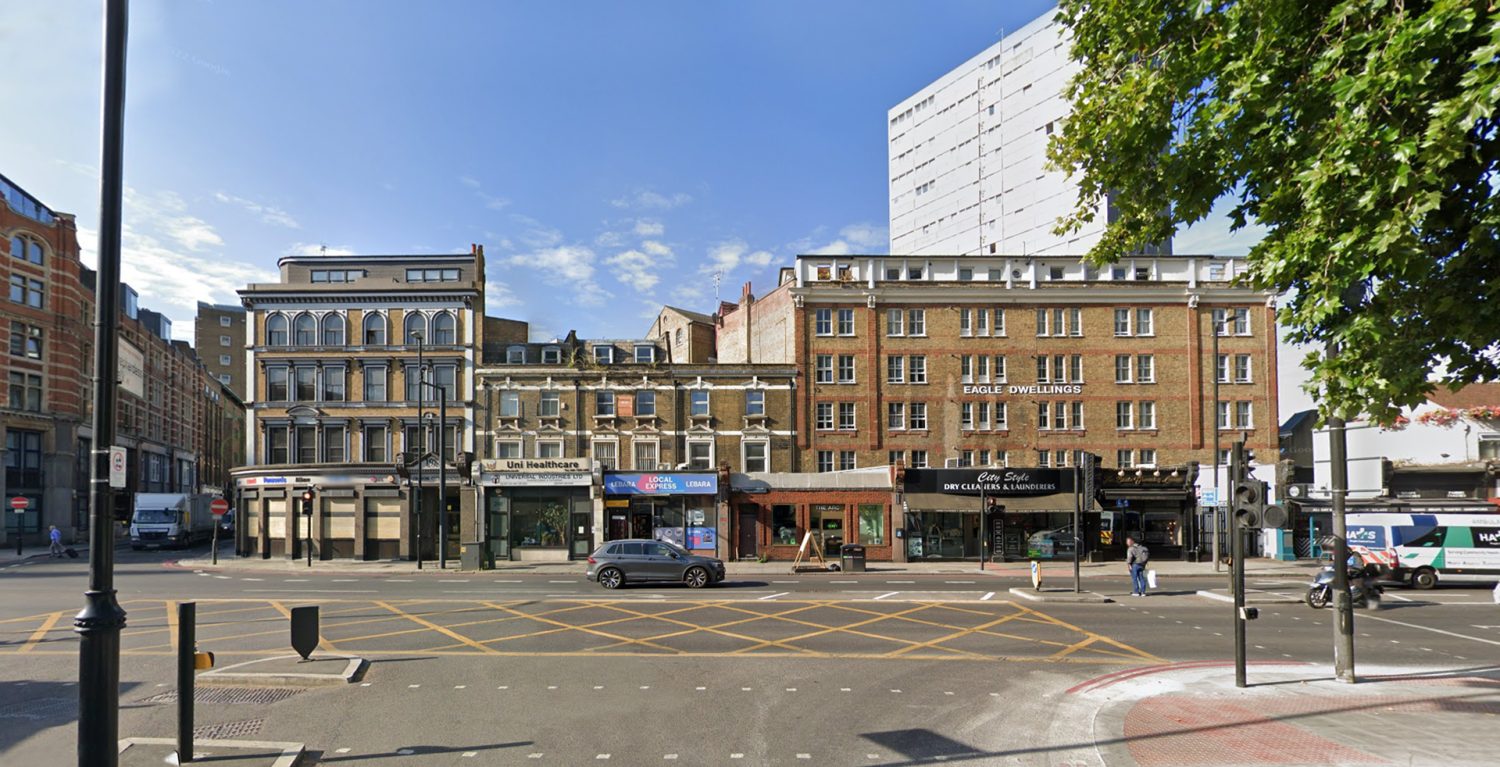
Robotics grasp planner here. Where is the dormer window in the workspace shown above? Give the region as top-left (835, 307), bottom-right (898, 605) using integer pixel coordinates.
top-left (594, 346), bottom-right (615, 365)
top-left (634, 345), bottom-right (656, 364)
top-left (542, 346), bottom-right (561, 364)
top-left (506, 345), bottom-right (526, 364)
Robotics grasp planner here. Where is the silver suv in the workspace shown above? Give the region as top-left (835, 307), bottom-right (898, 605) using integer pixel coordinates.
top-left (585, 539), bottom-right (726, 589)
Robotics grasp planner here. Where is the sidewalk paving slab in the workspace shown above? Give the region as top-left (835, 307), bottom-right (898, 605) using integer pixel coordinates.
top-left (119, 738), bottom-right (302, 767)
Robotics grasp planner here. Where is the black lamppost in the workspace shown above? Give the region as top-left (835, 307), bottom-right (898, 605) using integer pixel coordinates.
top-left (414, 331), bottom-right (424, 569)
top-left (78, 2), bottom-right (128, 764)
top-left (410, 330), bottom-right (450, 569)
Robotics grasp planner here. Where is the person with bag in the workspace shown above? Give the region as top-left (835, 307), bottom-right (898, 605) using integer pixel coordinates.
top-left (1126, 536), bottom-right (1150, 596)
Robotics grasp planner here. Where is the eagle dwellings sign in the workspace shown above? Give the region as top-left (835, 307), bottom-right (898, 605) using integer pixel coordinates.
top-left (961, 384), bottom-right (1082, 396)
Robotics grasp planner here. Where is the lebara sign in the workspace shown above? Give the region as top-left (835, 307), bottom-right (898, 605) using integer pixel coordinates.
top-left (903, 468), bottom-right (1074, 497)
top-left (603, 472), bottom-right (719, 496)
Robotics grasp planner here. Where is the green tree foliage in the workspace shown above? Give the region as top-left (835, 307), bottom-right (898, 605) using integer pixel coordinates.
top-left (1048, 0), bottom-right (1500, 423)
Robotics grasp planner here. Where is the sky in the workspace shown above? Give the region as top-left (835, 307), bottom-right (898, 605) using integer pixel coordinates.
top-left (0, 0), bottom-right (1312, 415)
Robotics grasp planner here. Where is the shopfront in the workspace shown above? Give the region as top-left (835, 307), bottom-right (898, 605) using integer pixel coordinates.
top-left (728, 470), bottom-right (894, 562)
top-left (602, 471), bottom-right (720, 556)
top-left (902, 468), bottom-right (1094, 562)
top-left (480, 458), bottom-right (593, 562)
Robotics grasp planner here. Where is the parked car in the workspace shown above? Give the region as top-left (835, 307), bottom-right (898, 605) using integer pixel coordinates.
top-left (585, 539), bottom-right (726, 589)
top-left (218, 510), bottom-right (235, 536)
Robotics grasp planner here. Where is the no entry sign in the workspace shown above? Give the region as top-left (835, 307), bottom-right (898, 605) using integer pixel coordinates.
top-left (210, 498), bottom-right (230, 516)
top-left (9, 496), bottom-right (29, 511)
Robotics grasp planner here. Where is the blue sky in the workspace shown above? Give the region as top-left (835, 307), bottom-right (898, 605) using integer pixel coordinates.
top-left (3, 1), bottom-right (1302, 407)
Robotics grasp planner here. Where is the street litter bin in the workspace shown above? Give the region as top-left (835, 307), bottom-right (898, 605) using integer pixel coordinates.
top-left (840, 544), bottom-right (866, 573)
top-left (460, 540), bottom-right (492, 571)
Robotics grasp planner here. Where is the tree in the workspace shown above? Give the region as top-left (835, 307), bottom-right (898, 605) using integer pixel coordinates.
top-left (1048, 0), bottom-right (1500, 424)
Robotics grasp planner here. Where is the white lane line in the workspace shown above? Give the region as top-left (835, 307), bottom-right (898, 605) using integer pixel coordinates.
top-left (283, 579), bottom-right (308, 582)
top-left (213, 575), bottom-right (231, 580)
top-left (980, 592), bottom-right (995, 601)
top-left (388, 579), bottom-right (413, 583)
top-left (332, 579), bottom-right (359, 582)
top-left (462, 752), bottom-right (477, 758)
top-left (945, 580), bottom-right (976, 584)
top-left (493, 580), bottom-right (522, 583)
top-left (335, 748), bottom-right (351, 754)
top-left (448, 579), bottom-right (471, 583)
top-left (872, 592), bottom-right (900, 600)
top-left (758, 592), bottom-right (790, 601)
top-left (887, 580), bottom-right (915, 584)
top-left (548, 580), bottom-right (573, 583)
top-left (528, 754), bottom-right (544, 760)
top-left (241, 577), bottom-right (263, 581)
top-left (244, 589), bottom-right (379, 593)
top-left (1386, 593), bottom-right (1414, 602)
top-left (830, 580), bottom-right (856, 584)
top-left (1361, 613), bottom-right (1500, 646)
top-left (665, 755), bottom-right (678, 760)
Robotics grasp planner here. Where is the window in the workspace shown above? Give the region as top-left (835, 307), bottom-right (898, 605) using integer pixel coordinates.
top-left (8, 372), bottom-right (41, 411)
top-left (218, 374), bottom-right (232, 385)
top-left (632, 441), bottom-right (659, 471)
top-left (1038, 356), bottom-right (1052, 384)
top-left (838, 355), bottom-right (855, 383)
top-left (9, 323), bottom-right (41, 360)
top-left (745, 390), bottom-right (766, 416)
top-left (430, 312), bottom-right (456, 344)
top-left (296, 425), bottom-right (316, 463)
top-left (496, 441), bottom-right (522, 459)
top-left (9, 234), bottom-right (43, 264)
top-left (909, 402), bottom-right (928, 429)
top-left (907, 266), bottom-right (924, 279)
top-left (815, 308), bottom-right (833, 336)
top-left (839, 451), bottom-right (857, 471)
top-left (887, 402), bottom-right (906, 430)
top-left (323, 426), bottom-right (346, 462)
top-left (886, 356), bottom-right (905, 384)
top-left (1052, 309), bottom-right (1065, 337)
top-left (1117, 449), bottom-right (1134, 469)
top-left (294, 367), bottom-right (316, 401)
top-left (1036, 308), bottom-right (1049, 337)
top-left (1138, 401), bottom-right (1156, 429)
top-left (507, 346), bottom-right (526, 364)
top-left (1116, 401), bottom-right (1134, 429)
top-left (219, 335), bottom-right (231, 346)
top-left (1216, 354), bottom-right (1231, 383)
top-left (910, 450), bottom-right (929, 468)
top-left (363, 365), bottom-right (386, 402)
top-left (592, 441), bottom-right (617, 470)
top-left (1115, 355), bottom-right (1132, 383)
top-left (1234, 354), bottom-right (1252, 383)
top-left (961, 356), bottom-right (975, 384)
top-left (217, 354), bottom-right (231, 366)
top-left (537, 441), bottom-right (563, 459)
top-left (959, 267), bottom-right (973, 281)
top-left (498, 390), bottom-right (521, 418)
top-left (634, 345), bottom-right (656, 363)
top-left (994, 356), bottom-right (1007, 383)
top-left (406, 268), bottom-right (461, 282)
top-left (266, 426), bottom-right (289, 464)
top-left (1038, 450), bottom-right (1051, 468)
top-left (1114, 308), bottom-right (1131, 336)
top-left (1236, 401), bottom-right (1253, 429)
top-left (1049, 266), bottom-right (1065, 281)
top-left (743, 442), bottom-right (768, 472)
top-left (1053, 401), bottom-right (1068, 430)
top-left (960, 309), bottom-right (973, 337)
top-left (690, 390), bottom-right (709, 417)
top-left (838, 402), bottom-right (856, 430)
top-left (1478, 436), bottom-right (1500, 461)
top-left (816, 451), bottom-right (834, 473)
top-left (1069, 354), bottom-right (1083, 383)
top-left (886, 309), bottom-right (904, 336)
top-left (1136, 308), bottom-right (1154, 336)
top-left (685, 441), bottom-right (712, 470)
top-left (293, 313), bottom-right (316, 345)
top-left (816, 403), bottom-right (834, 430)
top-left (1214, 308), bottom-right (1250, 335)
top-left (1071, 401), bottom-right (1085, 430)
top-left (595, 391), bottom-right (616, 416)
top-left (858, 505), bottom-right (884, 545)
top-left (542, 346), bottom-right (561, 364)
top-left (218, 315), bottom-right (232, 327)
top-left (993, 309), bottom-right (1007, 336)
top-left (961, 402), bottom-right (975, 429)
top-left (321, 314), bottom-right (345, 346)
top-left (1138, 449), bottom-right (1157, 467)
top-left (908, 309), bottom-right (926, 335)
top-left (432, 364), bottom-right (457, 401)
top-left (322, 366), bottom-right (346, 401)
top-left (403, 313), bottom-right (426, 345)
top-left (1136, 354), bottom-right (1155, 383)
top-left (362, 313), bottom-right (386, 345)
top-left (815, 355), bottom-right (833, 383)
top-left (909, 356), bottom-right (927, 383)
top-left (1208, 263), bottom-right (1227, 281)
top-left (593, 345), bottom-right (615, 364)
top-left (539, 390), bottom-right (560, 418)
top-left (1217, 401), bottom-right (1230, 429)
top-left (636, 390), bottom-right (656, 417)
top-left (364, 425), bottom-right (388, 462)
top-left (837, 309), bottom-right (855, 335)
top-left (267, 367), bottom-right (289, 401)
top-left (265, 315), bottom-right (288, 345)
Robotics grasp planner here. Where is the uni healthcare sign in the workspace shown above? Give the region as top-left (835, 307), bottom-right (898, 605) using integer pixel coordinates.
top-left (603, 472), bottom-right (719, 496)
top-left (903, 468), bottom-right (1074, 497)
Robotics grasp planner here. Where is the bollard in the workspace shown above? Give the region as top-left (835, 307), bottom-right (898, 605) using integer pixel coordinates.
top-left (177, 601), bottom-right (195, 763)
top-left (290, 605), bottom-right (319, 661)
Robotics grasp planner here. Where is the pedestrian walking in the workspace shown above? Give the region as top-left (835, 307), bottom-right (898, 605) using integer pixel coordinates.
top-left (48, 525), bottom-right (63, 558)
top-left (1126, 536), bottom-right (1150, 596)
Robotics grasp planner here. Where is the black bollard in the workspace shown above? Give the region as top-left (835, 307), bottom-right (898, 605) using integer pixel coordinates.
top-left (177, 601), bottom-right (195, 763)
top-left (290, 605), bottom-right (318, 661)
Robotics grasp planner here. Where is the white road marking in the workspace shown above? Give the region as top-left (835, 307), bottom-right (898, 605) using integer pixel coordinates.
top-left (498, 686), bottom-right (508, 690)
top-left (797, 754), bottom-right (811, 760)
top-left (241, 578), bottom-right (263, 581)
top-left (840, 687), bottom-right (851, 692)
top-left (731, 754), bottom-right (744, 760)
top-left (873, 592), bottom-right (900, 600)
top-left (593, 686), bottom-right (603, 690)
top-left (943, 691), bottom-right (954, 696)
top-left (887, 580), bottom-right (915, 584)
top-left (335, 748), bottom-right (351, 754)
top-left (758, 592), bottom-right (790, 601)
top-left (597, 755), bottom-right (610, 760)
top-left (462, 752), bottom-right (477, 758)
top-left (772, 580), bottom-right (798, 583)
top-left (213, 575), bottom-right (231, 580)
top-left (388, 579), bottom-right (413, 583)
top-left (945, 581), bottom-right (975, 584)
top-left (665, 755), bottom-right (679, 760)
top-left (455, 685), bottom-right (466, 689)
top-left (408, 684), bottom-right (420, 688)
top-left (528, 754), bottom-right (544, 759)
top-left (549, 580), bottom-right (573, 583)
top-left (980, 592), bottom-right (995, 601)
top-left (494, 580), bottom-right (522, 583)
top-left (360, 683), bottom-right (372, 687)
top-left (830, 580), bottom-right (856, 584)
top-left (741, 687), bottom-right (752, 691)
top-left (244, 589), bottom-right (378, 593)
top-left (640, 685), bottom-right (651, 690)
top-left (332, 579), bottom-right (359, 582)
top-left (890, 689), bottom-right (902, 693)
top-left (547, 686), bottom-right (558, 690)
top-left (696, 686), bottom-right (706, 691)
top-left (1361, 613), bottom-right (1500, 646)
top-left (397, 749), bottom-right (414, 755)
top-left (1387, 593), bottom-right (1414, 602)
top-left (283, 579), bottom-right (307, 582)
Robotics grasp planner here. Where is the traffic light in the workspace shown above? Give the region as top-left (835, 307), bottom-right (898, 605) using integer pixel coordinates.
top-left (1232, 479), bottom-right (1265, 528)
top-left (300, 490), bottom-right (314, 516)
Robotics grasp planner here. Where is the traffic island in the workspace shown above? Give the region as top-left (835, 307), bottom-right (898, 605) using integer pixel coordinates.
top-left (1195, 588), bottom-right (1305, 605)
top-left (118, 737), bottom-right (302, 766)
top-left (1007, 587), bottom-right (1114, 603)
top-left (198, 653), bottom-right (366, 688)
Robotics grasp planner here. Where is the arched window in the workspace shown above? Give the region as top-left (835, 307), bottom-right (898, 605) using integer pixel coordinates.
top-left (321, 314), bottom-right (345, 346)
top-left (404, 312), bottom-right (427, 345)
top-left (265, 314), bottom-right (289, 346)
top-left (293, 313), bottom-right (317, 345)
top-left (9, 234), bottom-right (42, 265)
top-left (431, 312), bottom-right (456, 345)
top-left (362, 312), bottom-right (386, 345)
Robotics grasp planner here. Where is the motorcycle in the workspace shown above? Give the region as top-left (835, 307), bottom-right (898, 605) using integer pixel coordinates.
top-left (1305, 565), bottom-right (1382, 609)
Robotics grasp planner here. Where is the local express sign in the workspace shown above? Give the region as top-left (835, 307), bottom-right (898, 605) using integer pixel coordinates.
top-left (903, 468), bottom-right (1075, 497)
top-left (603, 472), bottom-right (719, 496)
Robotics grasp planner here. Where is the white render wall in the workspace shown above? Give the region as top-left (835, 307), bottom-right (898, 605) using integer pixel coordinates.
top-left (1310, 402), bottom-right (1496, 500)
top-left (889, 7), bottom-right (1112, 257)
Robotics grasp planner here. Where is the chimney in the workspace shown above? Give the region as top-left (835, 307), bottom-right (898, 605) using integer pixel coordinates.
top-left (741, 281), bottom-right (754, 304)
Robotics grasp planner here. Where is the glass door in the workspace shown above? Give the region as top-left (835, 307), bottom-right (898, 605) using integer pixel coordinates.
top-left (487, 493), bottom-right (510, 561)
top-left (571, 510), bottom-right (593, 558)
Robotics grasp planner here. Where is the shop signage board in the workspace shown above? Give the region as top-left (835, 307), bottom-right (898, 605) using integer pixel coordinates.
top-left (961, 384), bottom-right (1084, 396)
top-left (480, 458), bottom-right (590, 473)
top-left (485, 472), bottom-right (591, 487)
top-left (604, 472), bottom-right (719, 496)
top-left (903, 468), bottom-right (1075, 497)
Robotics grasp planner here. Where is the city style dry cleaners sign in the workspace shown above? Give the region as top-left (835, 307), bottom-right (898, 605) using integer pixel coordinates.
top-left (903, 468), bottom-right (1075, 497)
top-left (961, 384), bottom-right (1083, 396)
top-left (479, 457), bottom-right (591, 487)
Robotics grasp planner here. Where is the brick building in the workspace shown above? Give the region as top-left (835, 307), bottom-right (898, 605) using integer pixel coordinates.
top-left (473, 326), bottom-right (796, 561)
top-left (195, 301), bottom-right (247, 400)
top-left (644, 305), bottom-right (718, 363)
top-left (718, 253), bottom-right (1278, 560)
top-left (232, 249), bottom-right (485, 561)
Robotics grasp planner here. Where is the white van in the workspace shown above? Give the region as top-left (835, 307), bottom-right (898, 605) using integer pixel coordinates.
top-left (1345, 512), bottom-right (1500, 589)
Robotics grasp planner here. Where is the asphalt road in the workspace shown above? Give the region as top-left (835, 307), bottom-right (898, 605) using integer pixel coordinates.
top-left (3, 544), bottom-right (1497, 765)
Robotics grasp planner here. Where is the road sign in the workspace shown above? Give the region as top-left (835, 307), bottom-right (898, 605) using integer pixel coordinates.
top-left (1200, 488), bottom-right (1220, 507)
top-left (9, 496), bottom-right (29, 511)
top-left (210, 498), bottom-right (230, 516)
top-left (109, 446), bottom-right (127, 489)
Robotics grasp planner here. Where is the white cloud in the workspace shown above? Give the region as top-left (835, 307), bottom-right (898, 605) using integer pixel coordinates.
top-left (510, 214), bottom-right (564, 249)
top-left (506, 245), bottom-right (608, 306)
top-left (288, 242), bottom-right (358, 256)
top-left (606, 249), bottom-right (661, 291)
top-left (634, 219), bottom-right (665, 237)
top-left (703, 239), bottom-right (774, 275)
top-left (805, 223), bottom-right (889, 255)
top-left (213, 191), bottom-right (301, 229)
top-left (125, 188), bottom-right (225, 252)
top-left (459, 176), bottom-right (481, 189)
top-left (595, 230), bottom-right (627, 248)
top-left (459, 176), bottom-right (511, 211)
top-left (610, 188), bottom-right (693, 211)
top-left (485, 279), bottom-right (520, 312)
top-left (641, 240), bottom-right (672, 258)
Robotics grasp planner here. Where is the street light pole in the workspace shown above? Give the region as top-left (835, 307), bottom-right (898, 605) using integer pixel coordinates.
top-left (414, 330), bottom-right (424, 570)
top-left (438, 385), bottom-right (448, 569)
top-left (1211, 311), bottom-right (1222, 572)
top-left (78, 2), bottom-right (129, 763)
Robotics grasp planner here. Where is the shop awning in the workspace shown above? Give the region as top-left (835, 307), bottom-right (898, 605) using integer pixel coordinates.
top-left (1100, 488), bottom-right (1194, 501)
top-left (904, 492), bottom-right (1097, 513)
